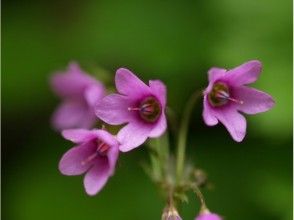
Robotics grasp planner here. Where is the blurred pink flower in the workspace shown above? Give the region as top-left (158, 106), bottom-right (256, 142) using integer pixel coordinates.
top-left (203, 60), bottom-right (275, 142)
top-left (51, 62), bottom-right (105, 131)
top-left (95, 68), bottom-right (167, 152)
top-left (195, 212), bottom-right (222, 220)
top-left (59, 129), bottom-right (119, 196)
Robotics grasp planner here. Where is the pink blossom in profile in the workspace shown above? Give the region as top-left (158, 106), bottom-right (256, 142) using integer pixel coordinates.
top-left (59, 129), bottom-right (119, 195)
top-left (203, 60), bottom-right (275, 142)
top-left (95, 68), bottom-right (167, 152)
top-left (51, 62), bottom-right (105, 131)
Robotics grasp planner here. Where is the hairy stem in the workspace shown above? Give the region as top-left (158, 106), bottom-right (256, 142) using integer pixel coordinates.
top-left (176, 90), bottom-right (202, 183)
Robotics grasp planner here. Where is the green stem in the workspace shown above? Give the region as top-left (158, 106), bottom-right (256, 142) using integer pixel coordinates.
top-left (191, 184), bottom-right (207, 211)
top-left (176, 90), bottom-right (202, 183)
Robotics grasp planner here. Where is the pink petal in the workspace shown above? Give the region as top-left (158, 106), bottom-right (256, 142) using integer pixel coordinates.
top-left (51, 62), bottom-right (95, 98)
top-left (204, 68), bottom-right (226, 96)
top-left (202, 96), bottom-right (218, 126)
top-left (115, 68), bottom-right (150, 97)
top-left (83, 159), bottom-right (110, 196)
top-left (212, 107), bottom-right (247, 142)
top-left (95, 94), bottom-right (132, 125)
top-left (84, 84), bottom-right (105, 107)
top-left (149, 114), bottom-right (167, 137)
top-left (62, 129), bottom-right (96, 144)
top-left (224, 60), bottom-right (262, 86)
top-left (58, 143), bottom-right (96, 176)
top-left (51, 101), bottom-right (94, 130)
top-left (149, 80), bottom-right (167, 106)
top-left (107, 145), bottom-right (119, 175)
top-left (93, 130), bottom-right (119, 175)
top-left (234, 86), bottom-right (275, 114)
top-left (195, 213), bottom-right (222, 220)
top-left (208, 67), bottom-right (227, 82)
top-left (95, 130), bottom-right (119, 147)
top-left (118, 122), bottom-right (152, 152)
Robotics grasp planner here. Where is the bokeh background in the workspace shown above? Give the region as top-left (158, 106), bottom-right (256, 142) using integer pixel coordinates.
top-left (2, 0), bottom-right (293, 219)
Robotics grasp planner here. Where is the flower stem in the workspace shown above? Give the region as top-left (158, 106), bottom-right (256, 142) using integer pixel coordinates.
top-left (191, 183), bottom-right (207, 211)
top-left (176, 90), bottom-right (201, 183)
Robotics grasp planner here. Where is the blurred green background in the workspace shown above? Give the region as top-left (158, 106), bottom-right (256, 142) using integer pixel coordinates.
top-left (2, 0), bottom-right (292, 219)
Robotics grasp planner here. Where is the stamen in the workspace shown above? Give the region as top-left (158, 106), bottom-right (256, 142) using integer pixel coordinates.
top-left (208, 82), bottom-right (244, 107)
top-left (97, 142), bottom-right (109, 156)
top-left (128, 96), bottom-right (161, 123)
top-left (81, 152), bottom-right (97, 165)
top-left (80, 141), bottom-right (110, 165)
top-left (216, 91), bottom-right (243, 104)
top-left (140, 103), bottom-right (154, 114)
top-left (227, 97), bottom-right (244, 105)
top-left (128, 107), bottom-right (140, 111)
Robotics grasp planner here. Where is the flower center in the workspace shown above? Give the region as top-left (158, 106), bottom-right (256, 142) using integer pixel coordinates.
top-left (208, 82), bottom-right (243, 107)
top-left (128, 96), bottom-right (161, 123)
top-left (81, 140), bottom-right (110, 165)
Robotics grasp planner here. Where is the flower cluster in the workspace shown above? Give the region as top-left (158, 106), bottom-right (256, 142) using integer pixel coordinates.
top-left (51, 63), bottom-right (167, 195)
top-left (51, 60), bottom-right (274, 218)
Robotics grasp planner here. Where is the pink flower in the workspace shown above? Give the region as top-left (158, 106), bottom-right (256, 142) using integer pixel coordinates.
top-left (95, 68), bottom-right (167, 152)
top-left (59, 129), bottom-right (119, 195)
top-left (195, 212), bottom-right (222, 220)
top-left (51, 62), bottom-right (105, 131)
top-left (203, 60), bottom-right (275, 142)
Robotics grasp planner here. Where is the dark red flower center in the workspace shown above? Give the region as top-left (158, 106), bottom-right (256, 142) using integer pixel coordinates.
top-left (96, 140), bottom-right (110, 156)
top-left (81, 139), bottom-right (109, 165)
top-left (208, 82), bottom-right (243, 107)
top-left (128, 96), bottom-right (161, 123)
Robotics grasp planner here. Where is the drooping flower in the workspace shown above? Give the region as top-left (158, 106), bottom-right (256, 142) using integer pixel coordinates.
top-left (203, 60), bottom-right (275, 142)
top-left (59, 129), bottom-right (119, 195)
top-left (95, 68), bottom-right (167, 152)
top-left (51, 62), bottom-right (105, 131)
top-left (195, 210), bottom-right (222, 220)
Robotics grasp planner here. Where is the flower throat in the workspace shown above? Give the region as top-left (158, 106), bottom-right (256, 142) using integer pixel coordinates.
top-left (81, 140), bottom-right (110, 165)
top-left (208, 82), bottom-right (243, 107)
top-left (128, 96), bottom-right (161, 123)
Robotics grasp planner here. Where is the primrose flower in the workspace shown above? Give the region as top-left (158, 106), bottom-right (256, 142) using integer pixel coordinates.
top-left (203, 60), bottom-right (275, 142)
top-left (51, 62), bottom-right (105, 131)
top-left (59, 129), bottom-right (119, 195)
top-left (95, 68), bottom-right (167, 152)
